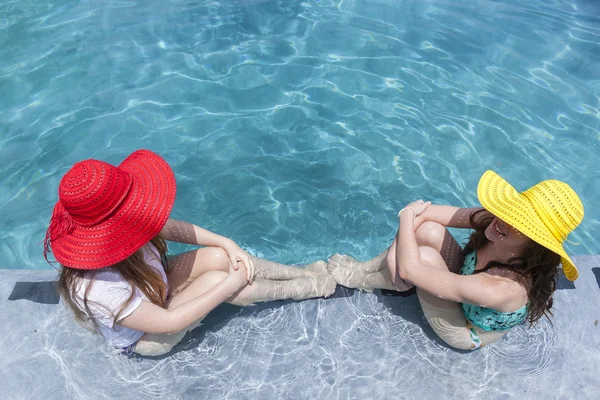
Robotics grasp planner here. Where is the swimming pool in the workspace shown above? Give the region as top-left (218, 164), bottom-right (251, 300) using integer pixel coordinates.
top-left (1, 0), bottom-right (599, 271)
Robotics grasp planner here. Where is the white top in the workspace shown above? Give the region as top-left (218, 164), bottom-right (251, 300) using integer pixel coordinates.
top-left (73, 243), bottom-right (168, 349)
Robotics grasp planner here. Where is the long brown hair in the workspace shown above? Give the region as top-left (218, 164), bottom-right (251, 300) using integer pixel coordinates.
top-left (463, 210), bottom-right (561, 326)
top-left (57, 236), bottom-right (169, 332)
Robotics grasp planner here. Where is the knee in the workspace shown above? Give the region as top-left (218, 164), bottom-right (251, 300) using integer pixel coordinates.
top-left (205, 247), bottom-right (229, 271)
top-left (385, 246), bottom-right (396, 270)
top-left (415, 221), bottom-right (446, 247)
top-left (418, 246), bottom-right (443, 267)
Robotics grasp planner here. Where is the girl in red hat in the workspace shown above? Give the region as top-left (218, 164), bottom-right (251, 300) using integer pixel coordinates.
top-left (44, 150), bottom-right (335, 356)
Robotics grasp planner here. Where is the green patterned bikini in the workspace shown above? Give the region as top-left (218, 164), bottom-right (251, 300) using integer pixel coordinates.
top-left (460, 251), bottom-right (528, 332)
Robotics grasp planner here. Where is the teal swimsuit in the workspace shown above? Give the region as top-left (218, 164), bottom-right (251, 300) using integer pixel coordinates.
top-left (460, 251), bottom-right (528, 331)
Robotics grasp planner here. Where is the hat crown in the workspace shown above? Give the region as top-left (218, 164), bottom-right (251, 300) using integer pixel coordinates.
top-left (58, 159), bottom-right (132, 227)
top-left (522, 180), bottom-right (584, 244)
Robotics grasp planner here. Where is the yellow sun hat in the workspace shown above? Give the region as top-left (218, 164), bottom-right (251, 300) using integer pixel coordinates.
top-left (477, 170), bottom-right (584, 281)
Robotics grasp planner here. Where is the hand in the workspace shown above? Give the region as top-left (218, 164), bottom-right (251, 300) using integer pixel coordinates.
top-left (228, 261), bottom-right (249, 289)
top-left (222, 240), bottom-right (255, 283)
top-left (399, 200), bottom-right (431, 218)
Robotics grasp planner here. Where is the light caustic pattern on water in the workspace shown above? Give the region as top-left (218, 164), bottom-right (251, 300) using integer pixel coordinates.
top-left (1, 0), bottom-right (599, 269)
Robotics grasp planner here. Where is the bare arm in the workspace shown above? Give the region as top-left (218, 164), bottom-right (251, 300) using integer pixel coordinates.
top-left (395, 204), bottom-right (515, 307)
top-left (159, 218), bottom-right (233, 248)
top-left (387, 205), bottom-right (476, 286)
top-left (404, 261), bottom-right (515, 307)
top-left (159, 218), bottom-right (255, 281)
top-left (120, 267), bottom-right (246, 335)
top-left (414, 205), bottom-right (486, 230)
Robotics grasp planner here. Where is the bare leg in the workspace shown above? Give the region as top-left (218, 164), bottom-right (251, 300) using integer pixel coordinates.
top-left (329, 267), bottom-right (398, 293)
top-left (416, 246), bottom-right (507, 350)
top-left (166, 247), bottom-right (231, 295)
top-left (328, 250), bottom-right (388, 273)
top-left (165, 248), bottom-right (329, 292)
top-left (327, 245), bottom-right (414, 291)
top-left (328, 221), bottom-right (463, 292)
top-left (251, 256), bottom-right (329, 280)
top-left (134, 268), bottom-right (336, 356)
top-left (135, 268), bottom-right (227, 357)
top-left (167, 249), bottom-right (335, 306)
top-left (326, 249), bottom-right (391, 291)
top-left (229, 275), bottom-right (336, 306)
top-left (169, 270), bottom-right (336, 309)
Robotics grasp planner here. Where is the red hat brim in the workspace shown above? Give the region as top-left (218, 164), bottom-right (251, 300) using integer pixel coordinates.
top-left (50, 150), bottom-right (176, 269)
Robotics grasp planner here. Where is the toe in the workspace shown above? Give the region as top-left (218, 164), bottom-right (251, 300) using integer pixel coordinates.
top-left (327, 254), bottom-right (344, 265)
top-left (308, 260), bottom-right (328, 275)
top-left (326, 261), bottom-right (338, 275)
top-left (338, 255), bottom-right (359, 269)
top-left (323, 277), bottom-right (337, 297)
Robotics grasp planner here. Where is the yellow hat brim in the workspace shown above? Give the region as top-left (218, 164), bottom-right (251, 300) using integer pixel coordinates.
top-left (477, 170), bottom-right (579, 281)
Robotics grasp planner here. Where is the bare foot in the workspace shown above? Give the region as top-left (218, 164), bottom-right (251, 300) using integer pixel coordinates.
top-left (289, 274), bottom-right (336, 300)
top-left (307, 261), bottom-right (337, 297)
top-left (327, 253), bottom-right (386, 273)
top-left (307, 260), bottom-right (329, 276)
top-left (327, 254), bottom-right (360, 270)
top-left (327, 258), bottom-right (374, 293)
top-left (314, 273), bottom-right (337, 298)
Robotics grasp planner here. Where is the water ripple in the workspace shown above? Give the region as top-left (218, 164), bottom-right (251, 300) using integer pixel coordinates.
top-left (0, 0), bottom-right (598, 272)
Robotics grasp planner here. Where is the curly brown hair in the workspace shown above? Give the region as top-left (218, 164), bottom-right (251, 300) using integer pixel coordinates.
top-left (463, 209), bottom-right (561, 326)
top-left (57, 236), bottom-right (169, 332)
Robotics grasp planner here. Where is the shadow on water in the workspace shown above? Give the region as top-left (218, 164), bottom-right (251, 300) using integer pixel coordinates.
top-left (8, 281), bottom-right (60, 304)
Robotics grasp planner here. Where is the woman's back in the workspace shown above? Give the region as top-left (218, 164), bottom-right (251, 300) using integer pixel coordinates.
top-left (72, 244), bottom-right (167, 348)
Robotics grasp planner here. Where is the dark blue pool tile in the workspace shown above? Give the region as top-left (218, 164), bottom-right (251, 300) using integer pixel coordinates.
top-left (592, 268), bottom-right (600, 290)
top-left (8, 281), bottom-right (60, 304)
top-left (556, 272), bottom-right (575, 290)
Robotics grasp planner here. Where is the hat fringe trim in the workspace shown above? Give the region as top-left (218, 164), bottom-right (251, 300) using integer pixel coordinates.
top-left (43, 206), bottom-right (76, 269)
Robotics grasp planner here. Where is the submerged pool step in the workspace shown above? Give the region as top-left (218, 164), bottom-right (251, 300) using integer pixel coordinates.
top-left (1, 256), bottom-right (599, 399)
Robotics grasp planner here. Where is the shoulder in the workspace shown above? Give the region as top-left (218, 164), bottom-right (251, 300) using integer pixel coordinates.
top-left (73, 268), bottom-right (135, 302)
top-left (72, 268), bottom-right (142, 321)
top-left (479, 273), bottom-right (528, 311)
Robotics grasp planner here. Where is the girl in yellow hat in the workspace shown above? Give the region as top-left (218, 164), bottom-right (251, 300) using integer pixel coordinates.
top-left (327, 170), bottom-right (584, 350)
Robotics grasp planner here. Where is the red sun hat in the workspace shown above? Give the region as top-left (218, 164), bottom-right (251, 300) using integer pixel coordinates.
top-left (43, 149), bottom-right (176, 270)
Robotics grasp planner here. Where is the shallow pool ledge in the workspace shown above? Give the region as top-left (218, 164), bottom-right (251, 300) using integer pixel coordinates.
top-left (1, 256), bottom-right (599, 399)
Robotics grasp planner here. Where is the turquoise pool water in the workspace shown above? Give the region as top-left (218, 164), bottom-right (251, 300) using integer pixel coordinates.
top-left (1, 0), bottom-right (599, 270)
